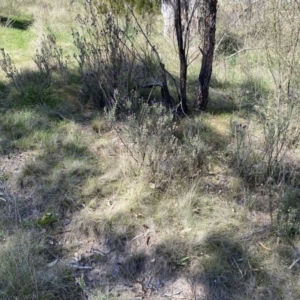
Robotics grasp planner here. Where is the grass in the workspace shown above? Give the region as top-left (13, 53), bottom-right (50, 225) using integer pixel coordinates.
top-left (0, 0), bottom-right (300, 299)
top-left (0, 231), bottom-right (86, 300)
top-left (0, 26), bottom-right (36, 70)
top-left (0, 14), bottom-right (33, 30)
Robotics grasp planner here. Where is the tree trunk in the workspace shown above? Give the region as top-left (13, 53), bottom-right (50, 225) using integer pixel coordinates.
top-left (160, 63), bottom-right (174, 108)
top-left (195, 0), bottom-right (217, 111)
top-left (174, 0), bottom-right (188, 113)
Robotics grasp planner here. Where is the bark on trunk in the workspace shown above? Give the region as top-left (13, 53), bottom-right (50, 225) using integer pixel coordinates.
top-left (195, 0), bottom-right (217, 111)
top-left (174, 0), bottom-right (188, 113)
top-left (160, 63), bottom-right (174, 108)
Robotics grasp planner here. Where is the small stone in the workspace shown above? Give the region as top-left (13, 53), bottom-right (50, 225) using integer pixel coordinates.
top-left (74, 253), bottom-right (82, 262)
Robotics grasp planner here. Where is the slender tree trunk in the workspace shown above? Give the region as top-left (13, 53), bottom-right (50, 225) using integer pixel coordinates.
top-left (195, 0), bottom-right (217, 111)
top-left (160, 63), bottom-right (174, 108)
top-left (174, 0), bottom-right (188, 113)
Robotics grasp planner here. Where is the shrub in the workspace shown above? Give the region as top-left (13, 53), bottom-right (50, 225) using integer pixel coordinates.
top-left (230, 94), bottom-right (300, 186)
top-left (73, 2), bottom-right (160, 109)
top-left (0, 31), bottom-right (68, 108)
top-left (34, 29), bottom-right (69, 85)
top-left (96, 0), bottom-right (160, 15)
top-left (216, 32), bottom-right (243, 56)
top-left (107, 98), bottom-right (210, 183)
top-left (277, 188), bottom-right (300, 237)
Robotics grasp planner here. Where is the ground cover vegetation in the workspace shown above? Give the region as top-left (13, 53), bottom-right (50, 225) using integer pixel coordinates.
top-left (1, 0), bottom-right (300, 299)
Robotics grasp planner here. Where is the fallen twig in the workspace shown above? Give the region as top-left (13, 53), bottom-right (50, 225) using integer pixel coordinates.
top-left (232, 257), bottom-right (244, 278)
top-left (162, 291), bottom-right (182, 297)
top-left (71, 264), bottom-right (93, 270)
top-left (258, 241), bottom-right (271, 251)
top-left (288, 257), bottom-right (300, 270)
top-left (187, 278), bottom-right (196, 300)
top-left (91, 249), bottom-right (110, 256)
top-left (226, 47), bottom-right (262, 59)
top-left (132, 230), bottom-right (150, 241)
top-left (162, 291), bottom-right (186, 299)
top-left (47, 258), bottom-right (59, 268)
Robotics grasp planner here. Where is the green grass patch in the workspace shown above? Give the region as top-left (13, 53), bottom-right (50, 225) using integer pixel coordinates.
top-left (0, 26), bottom-right (36, 65)
top-left (0, 108), bottom-right (53, 152)
top-left (9, 84), bottom-right (60, 108)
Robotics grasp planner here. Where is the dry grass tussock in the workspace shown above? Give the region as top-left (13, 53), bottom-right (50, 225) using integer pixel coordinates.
top-left (0, 231), bottom-right (87, 300)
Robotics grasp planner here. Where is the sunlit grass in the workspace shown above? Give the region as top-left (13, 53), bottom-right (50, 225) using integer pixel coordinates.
top-left (0, 27), bottom-right (36, 70)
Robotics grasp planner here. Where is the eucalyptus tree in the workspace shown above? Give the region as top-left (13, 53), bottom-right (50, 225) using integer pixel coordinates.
top-left (161, 0), bottom-right (218, 112)
top-left (81, 0), bottom-right (218, 113)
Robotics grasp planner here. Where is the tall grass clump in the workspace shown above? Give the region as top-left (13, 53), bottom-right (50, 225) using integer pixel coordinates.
top-left (277, 187), bottom-right (300, 238)
top-left (107, 98), bottom-right (210, 185)
top-left (0, 231), bottom-right (86, 300)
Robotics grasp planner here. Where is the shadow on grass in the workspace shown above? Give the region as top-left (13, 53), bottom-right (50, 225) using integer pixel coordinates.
top-left (0, 15), bottom-right (34, 30)
top-left (78, 224), bottom-right (287, 300)
top-left (206, 89), bottom-right (238, 114)
top-left (14, 127), bottom-right (100, 217)
top-left (0, 66), bottom-right (85, 152)
top-left (196, 231), bottom-right (282, 300)
top-left (186, 75), bottom-right (239, 115)
top-left (0, 231), bottom-right (87, 300)
top-left (205, 73), bottom-right (270, 115)
top-left (186, 69), bottom-right (270, 115)
top-left (0, 81), bottom-right (102, 219)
